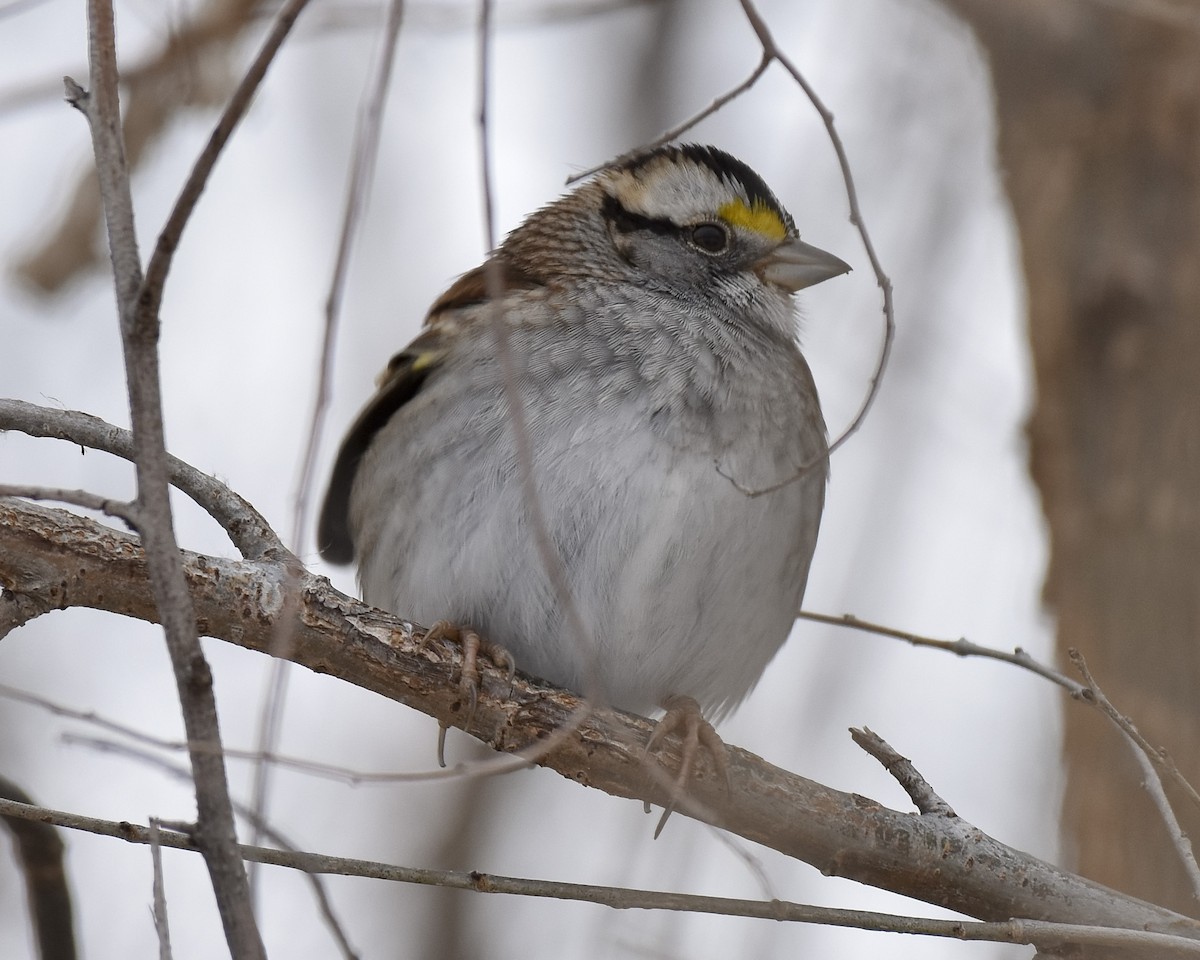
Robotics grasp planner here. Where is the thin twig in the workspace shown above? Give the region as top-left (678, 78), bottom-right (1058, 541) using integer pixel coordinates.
top-left (308, 0), bottom-right (664, 35)
top-left (149, 817), bottom-right (173, 960)
top-left (471, 0), bottom-right (696, 821)
top-left (1069, 649), bottom-right (1200, 901)
top-left (251, 0), bottom-right (407, 892)
top-left (475, 0), bottom-right (605, 708)
top-left (802, 609), bottom-right (1200, 817)
top-left (567, 0), bottom-right (895, 497)
top-left (16, 0), bottom-right (263, 293)
top-left (138, 0), bottom-right (313, 325)
top-left (796, 610), bottom-right (1087, 695)
top-left (727, 0), bottom-right (893, 495)
top-left (80, 738), bottom-right (360, 960)
top-left (0, 399), bottom-right (285, 560)
top-left (563, 51), bottom-right (772, 184)
top-left (1066, 649), bottom-right (1200, 816)
top-left (0, 484), bottom-right (136, 524)
top-left (0, 676), bottom-right (626, 820)
top-left (0, 1), bottom-right (657, 123)
top-left (807, 608), bottom-right (1200, 896)
top-left (2, 796), bottom-right (1199, 956)
top-left (705, 824), bottom-right (777, 901)
top-left (56, 731), bottom-right (525, 784)
top-left (0, 673), bottom-right (582, 791)
top-left (292, 0), bottom-right (407, 554)
top-left (469, 0), bottom-right (619, 779)
top-left (850, 727), bottom-right (956, 818)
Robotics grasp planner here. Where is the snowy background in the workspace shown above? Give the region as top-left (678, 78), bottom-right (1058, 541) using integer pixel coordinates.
top-left (0, 0), bottom-right (1058, 957)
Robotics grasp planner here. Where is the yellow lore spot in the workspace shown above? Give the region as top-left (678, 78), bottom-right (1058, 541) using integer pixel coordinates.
top-left (718, 198), bottom-right (788, 241)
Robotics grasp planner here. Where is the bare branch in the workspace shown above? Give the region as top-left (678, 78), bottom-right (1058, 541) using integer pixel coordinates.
top-left (564, 51), bottom-right (772, 184)
top-left (1066, 649), bottom-right (1200, 818)
top-left (81, 739), bottom-right (360, 960)
top-left (0, 682), bottom-right (598, 817)
top-left (1070, 650), bottom-right (1200, 901)
top-left (0, 484), bottom-right (135, 523)
top-left (293, 0), bottom-right (407, 554)
top-left (729, 0), bottom-right (893, 494)
top-left (138, 0), bottom-right (313, 325)
top-left (148, 818), bottom-right (173, 960)
top-left (73, 1), bottom-right (265, 951)
top-left (851, 727), bottom-right (956, 818)
top-left (568, 0), bottom-right (895, 497)
top-left (474, 0), bottom-right (602, 703)
top-left (797, 610), bottom-right (1087, 694)
top-left (4, 498), bottom-right (1199, 941)
top-left (0, 399), bottom-right (285, 560)
top-left (804, 609), bottom-right (1200, 834)
top-left (250, 0), bottom-right (407, 893)
top-left (16, 0), bottom-right (259, 293)
top-left (1, 794), bottom-right (1198, 956)
top-left (0, 680), bottom-right (529, 786)
top-left (313, 0), bottom-right (665, 34)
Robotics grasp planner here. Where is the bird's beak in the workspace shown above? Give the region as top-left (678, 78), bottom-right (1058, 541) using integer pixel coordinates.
top-left (757, 238), bottom-right (851, 293)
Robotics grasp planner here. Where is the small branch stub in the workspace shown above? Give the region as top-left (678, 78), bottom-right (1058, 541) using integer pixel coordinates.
top-left (63, 76), bottom-right (88, 112)
top-left (851, 726), bottom-right (957, 818)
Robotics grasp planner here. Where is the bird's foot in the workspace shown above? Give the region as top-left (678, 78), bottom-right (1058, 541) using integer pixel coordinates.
top-left (420, 620), bottom-right (515, 766)
top-left (644, 694), bottom-right (731, 838)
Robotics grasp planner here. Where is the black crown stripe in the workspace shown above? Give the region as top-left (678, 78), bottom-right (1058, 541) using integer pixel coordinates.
top-left (616, 143), bottom-right (795, 234)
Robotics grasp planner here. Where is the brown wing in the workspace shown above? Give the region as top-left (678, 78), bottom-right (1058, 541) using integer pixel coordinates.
top-left (316, 258), bottom-right (544, 564)
top-left (316, 337), bottom-right (445, 564)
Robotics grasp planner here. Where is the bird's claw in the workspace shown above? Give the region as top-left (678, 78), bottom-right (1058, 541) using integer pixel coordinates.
top-left (420, 620), bottom-right (515, 766)
top-left (644, 694), bottom-right (731, 837)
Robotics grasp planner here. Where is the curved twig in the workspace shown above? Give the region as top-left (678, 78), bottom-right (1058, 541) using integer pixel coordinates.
top-left (567, 0), bottom-right (894, 497)
top-left (0, 399), bottom-right (286, 561)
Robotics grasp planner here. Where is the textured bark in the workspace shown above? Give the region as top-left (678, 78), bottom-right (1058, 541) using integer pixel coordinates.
top-left (3, 497), bottom-right (1199, 945)
top-left (944, 0), bottom-right (1200, 916)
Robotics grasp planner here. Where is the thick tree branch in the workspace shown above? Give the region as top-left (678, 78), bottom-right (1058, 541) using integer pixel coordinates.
top-left (2, 498), bottom-right (1198, 948)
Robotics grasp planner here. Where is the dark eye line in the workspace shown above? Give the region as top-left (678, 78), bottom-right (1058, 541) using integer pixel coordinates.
top-left (601, 195), bottom-right (734, 258)
top-left (600, 194), bottom-right (679, 238)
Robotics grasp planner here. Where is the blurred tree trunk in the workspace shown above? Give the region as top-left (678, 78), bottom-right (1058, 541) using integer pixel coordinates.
top-left (944, 0), bottom-right (1200, 916)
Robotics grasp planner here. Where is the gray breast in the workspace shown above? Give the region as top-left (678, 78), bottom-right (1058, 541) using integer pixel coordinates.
top-left (350, 289), bottom-right (826, 716)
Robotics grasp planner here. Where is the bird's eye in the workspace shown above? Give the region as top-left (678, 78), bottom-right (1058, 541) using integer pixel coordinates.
top-left (690, 223), bottom-right (729, 253)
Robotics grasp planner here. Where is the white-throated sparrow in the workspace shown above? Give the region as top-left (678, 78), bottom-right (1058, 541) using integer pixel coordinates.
top-left (319, 144), bottom-right (848, 787)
